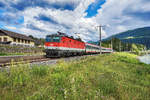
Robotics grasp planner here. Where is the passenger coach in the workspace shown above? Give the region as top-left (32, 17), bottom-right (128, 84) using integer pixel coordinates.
top-left (85, 43), bottom-right (100, 54)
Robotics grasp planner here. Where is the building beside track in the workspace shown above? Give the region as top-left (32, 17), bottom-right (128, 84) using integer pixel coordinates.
top-left (0, 29), bottom-right (35, 47)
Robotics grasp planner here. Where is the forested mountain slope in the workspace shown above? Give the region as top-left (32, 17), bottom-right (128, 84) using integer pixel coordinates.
top-left (105, 27), bottom-right (150, 49)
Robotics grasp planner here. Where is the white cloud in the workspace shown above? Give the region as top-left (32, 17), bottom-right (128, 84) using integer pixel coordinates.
top-left (2, 0), bottom-right (150, 42)
top-left (94, 0), bottom-right (150, 36)
top-left (13, 0), bottom-right (99, 41)
top-left (117, 26), bottom-right (127, 32)
top-left (5, 26), bottom-right (17, 30)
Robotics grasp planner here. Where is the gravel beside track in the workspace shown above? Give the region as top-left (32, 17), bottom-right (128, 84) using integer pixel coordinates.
top-left (0, 54), bottom-right (99, 68)
top-left (30, 55), bottom-right (95, 66)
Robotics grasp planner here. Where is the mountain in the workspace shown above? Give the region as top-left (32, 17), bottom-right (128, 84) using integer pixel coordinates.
top-left (104, 27), bottom-right (150, 49)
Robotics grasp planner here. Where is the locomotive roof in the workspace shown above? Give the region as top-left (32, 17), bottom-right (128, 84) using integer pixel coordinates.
top-left (46, 32), bottom-right (84, 42)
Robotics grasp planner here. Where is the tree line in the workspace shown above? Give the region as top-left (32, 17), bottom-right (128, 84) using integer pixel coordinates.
top-left (102, 38), bottom-right (146, 54)
top-left (29, 35), bottom-right (45, 46)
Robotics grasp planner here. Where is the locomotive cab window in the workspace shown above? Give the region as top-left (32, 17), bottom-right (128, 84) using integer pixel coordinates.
top-left (53, 37), bottom-right (60, 42)
top-left (46, 37), bottom-right (52, 42)
top-left (46, 36), bottom-right (61, 42)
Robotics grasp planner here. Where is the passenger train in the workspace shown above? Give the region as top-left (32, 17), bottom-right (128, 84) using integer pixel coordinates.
top-left (44, 32), bottom-right (113, 57)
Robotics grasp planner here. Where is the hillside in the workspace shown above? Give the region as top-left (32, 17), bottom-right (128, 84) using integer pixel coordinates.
top-left (104, 27), bottom-right (150, 49)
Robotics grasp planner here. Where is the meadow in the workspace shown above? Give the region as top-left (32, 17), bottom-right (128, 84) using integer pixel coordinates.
top-left (0, 53), bottom-right (150, 100)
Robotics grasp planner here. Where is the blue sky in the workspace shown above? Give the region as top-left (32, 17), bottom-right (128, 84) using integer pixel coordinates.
top-left (85, 0), bottom-right (106, 18)
top-left (0, 0), bottom-right (150, 41)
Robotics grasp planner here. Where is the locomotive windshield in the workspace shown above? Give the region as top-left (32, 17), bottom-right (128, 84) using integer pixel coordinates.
top-left (46, 36), bottom-right (61, 42)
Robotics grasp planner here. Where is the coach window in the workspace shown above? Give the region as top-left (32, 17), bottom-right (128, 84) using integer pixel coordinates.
top-left (0, 37), bottom-right (2, 42)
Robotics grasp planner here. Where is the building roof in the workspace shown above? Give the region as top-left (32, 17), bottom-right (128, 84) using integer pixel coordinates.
top-left (0, 29), bottom-right (33, 41)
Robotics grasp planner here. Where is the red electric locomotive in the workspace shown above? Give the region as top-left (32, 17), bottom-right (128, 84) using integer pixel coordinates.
top-left (44, 32), bottom-right (113, 57)
top-left (44, 32), bottom-right (85, 57)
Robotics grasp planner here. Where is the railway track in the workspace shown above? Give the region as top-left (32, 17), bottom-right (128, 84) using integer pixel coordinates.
top-left (0, 55), bottom-right (51, 67)
top-left (0, 54), bottom-right (101, 67)
top-left (0, 55), bottom-right (81, 67)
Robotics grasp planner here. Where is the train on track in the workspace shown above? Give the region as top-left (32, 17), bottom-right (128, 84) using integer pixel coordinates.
top-left (44, 32), bottom-right (113, 57)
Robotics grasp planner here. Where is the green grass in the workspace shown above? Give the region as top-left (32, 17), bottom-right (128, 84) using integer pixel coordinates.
top-left (0, 53), bottom-right (150, 100)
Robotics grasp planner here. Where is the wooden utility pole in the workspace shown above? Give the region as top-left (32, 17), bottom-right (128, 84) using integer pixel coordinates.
top-left (126, 43), bottom-right (128, 51)
top-left (111, 38), bottom-right (113, 50)
top-left (119, 41), bottom-right (121, 52)
top-left (97, 25), bottom-right (105, 54)
top-left (99, 26), bottom-right (102, 54)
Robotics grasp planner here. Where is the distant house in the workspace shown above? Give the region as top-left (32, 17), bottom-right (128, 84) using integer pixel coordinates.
top-left (0, 29), bottom-right (35, 47)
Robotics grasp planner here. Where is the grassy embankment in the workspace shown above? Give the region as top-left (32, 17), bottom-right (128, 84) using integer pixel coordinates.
top-left (0, 53), bottom-right (150, 100)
